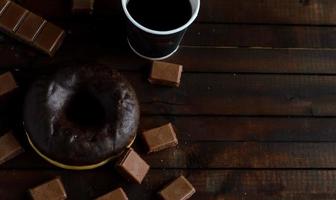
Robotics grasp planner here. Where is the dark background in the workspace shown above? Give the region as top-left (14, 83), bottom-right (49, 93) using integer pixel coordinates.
top-left (1, 0), bottom-right (336, 199)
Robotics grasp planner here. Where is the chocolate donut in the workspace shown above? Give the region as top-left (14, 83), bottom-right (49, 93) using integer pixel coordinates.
top-left (23, 65), bottom-right (140, 169)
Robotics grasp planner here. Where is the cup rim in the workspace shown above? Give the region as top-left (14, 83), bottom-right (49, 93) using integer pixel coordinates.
top-left (121, 0), bottom-right (200, 35)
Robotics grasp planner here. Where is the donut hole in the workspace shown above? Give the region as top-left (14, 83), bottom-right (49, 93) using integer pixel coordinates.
top-left (65, 89), bottom-right (106, 129)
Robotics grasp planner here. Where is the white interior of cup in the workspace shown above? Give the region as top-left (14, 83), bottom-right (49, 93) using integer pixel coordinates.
top-left (121, 0), bottom-right (200, 35)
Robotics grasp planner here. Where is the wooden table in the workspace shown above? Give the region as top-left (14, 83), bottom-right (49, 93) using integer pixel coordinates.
top-left (1, 0), bottom-right (336, 199)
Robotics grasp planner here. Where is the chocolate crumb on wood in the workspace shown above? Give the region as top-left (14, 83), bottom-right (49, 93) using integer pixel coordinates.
top-left (0, 72), bottom-right (17, 96)
top-left (158, 176), bottom-right (195, 200)
top-left (149, 61), bottom-right (183, 87)
top-left (116, 148), bottom-right (150, 184)
top-left (142, 123), bottom-right (178, 153)
top-left (0, 0), bottom-right (65, 56)
top-left (29, 178), bottom-right (67, 200)
top-left (0, 132), bottom-right (23, 165)
top-left (95, 187), bottom-right (128, 200)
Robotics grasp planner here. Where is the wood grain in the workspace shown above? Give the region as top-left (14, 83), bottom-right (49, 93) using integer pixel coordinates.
top-left (7, 71), bottom-right (336, 117)
top-left (0, 0), bottom-right (335, 200)
top-left (167, 48), bottom-right (336, 74)
top-left (77, 47), bottom-right (336, 74)
top-left (5, 46), bottom-right (336, 75)
top-left (3, 22), bottom-right (336, 71)
top-left (0, 169), bottom-right (335, 200)
top-left (3, 140), bottom-right (336, 169)
top-left (140, 116), bottom-right (336, 142)
top-left (10, 71), bottom-right (336, 117)
top-left (198, 0), bottom-right (336, 25)
top-left (123, 73), bottom-right (336, 116)
top-left (184, 24), bottom-right (336, 48)
top-left (19, 0), bottom-right (336, 25)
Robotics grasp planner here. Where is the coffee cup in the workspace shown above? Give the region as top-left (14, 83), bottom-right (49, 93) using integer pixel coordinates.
top-left (121, 0), bottom-right (200, 60)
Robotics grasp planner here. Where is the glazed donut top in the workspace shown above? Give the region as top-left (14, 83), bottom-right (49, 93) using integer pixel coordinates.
top-left (23, 66), bottom-right (140, 166)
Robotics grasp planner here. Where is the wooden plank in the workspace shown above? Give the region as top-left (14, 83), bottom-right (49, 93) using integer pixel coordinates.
top-left (198, 0), bottom-right (336, 25)
top-left (166, 48), bottom-right (336, 74)
top-left (3, 140), bottom-right (336, 169)
top-left (0, 169), bottom-right (336, 200)
top-left (6, 46), bottom-right (336, 75)
top-left (9, 72), bottom-right (336, 117)
top-left (140, 116), bottom-right (336, 142)
top-left (16, 0), bottom-right (336, 26)
top-left (87, 47), bottom-right (336, 74)
top-left (3, 23), bottom-right (336, 70)
top-left (7, 46), bottom-right (336, 75)
top-left (123, 73), bottom-right (336, 116)
top-left (142, 142), bottom-right (336, 169)
top-left (2, 115), bottom-right (336, 169)
top-left (183, 24), bottom-right (336, 48)
top-left (4, 22), bottom-right (336, 69)
top-left (52, 22), bottom-right (336, 49)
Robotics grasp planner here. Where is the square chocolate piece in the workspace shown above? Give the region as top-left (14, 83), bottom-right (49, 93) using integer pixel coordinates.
top-left (158, 176), bottom-right (196, 200)
top-left (29, 178), bottom-right (67, 200)
top-left (16, 12), bottom-right (46, 42)
top-left (0, 2), bottom-right (28, 32)
top-left (0, 132), bottom-right (23, 165)
top-left (0, 72), bottom-right (17, 96)
top-left (33, 22), bottom-right (65, 56)
top-left (116, 148), bottom-right (150, 184)
top-left (142, 123), bottom-right (178, 153)
top-left (72, 0), bottom-right (95, 13)
top-left (95, 187), bottom-right (128, 200)
top-left (149, 61), bottom-right (183, 87)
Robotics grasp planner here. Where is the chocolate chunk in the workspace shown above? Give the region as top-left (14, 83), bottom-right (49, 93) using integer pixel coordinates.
top-left (16, 12), bottom-right (45, 42)
top-left (149, 61), bottom-right (183, 87)
top-left (0, 132), bottom-right (23, 165)
top-left (95, 187), bottom-right (128, 200)
top-left (0, 72), bottom-right (17, 96)
top-left (0, 0), bottom-right (9, 15)
top-left (72, 0), bottom-right (95, 13)
top-left (116, 148), bottom-right (150, 184)
top-left (29, 178), bottom-right (67, 200)
top-left (0, 1), bottom-right (65, 56)
top-left (0, 2), bottom-right (28, 32)
top-left (142, 123), bottom-right (178, 153)
top-left (158, 176), bottom-right (196, 200)
top-left (34, 22), bottom-right (65, 56)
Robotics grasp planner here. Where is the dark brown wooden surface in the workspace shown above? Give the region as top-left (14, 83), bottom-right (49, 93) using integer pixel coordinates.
top-left (1, 0), bottom-right (336, 199)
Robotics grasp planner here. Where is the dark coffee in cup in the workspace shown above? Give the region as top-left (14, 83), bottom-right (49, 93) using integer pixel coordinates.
top-left (122, 0), bottom-right (200, 60)
top-left (127, 0), bottom-right (192, 31)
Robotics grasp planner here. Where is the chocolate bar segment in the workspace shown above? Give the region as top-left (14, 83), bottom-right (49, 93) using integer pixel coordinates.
top-left (0, 0), bottom-right (9, 15)
top-left (0, 1), bottom-right (64, 56)
top-left (158, 176), bottom-right (196, 200)
top-left (29, 178), bottom-right (67, 200)
top-left (149, 61), bottom-right (183, 87)
top-left (142, 123), bottom-right (178, 153)
top-left (95, 188), bottom-right (128, 200)
top-left (0, 72), bottom-right (17, 96)
top-left (16, 12), bottom-right (45, 42)
top-left (0, 1), bottom-right (28, 32)
top-left (0, 132), bottom-right (24, 165)
top-left (72, 0), bottom-right (95, 13)
top-left (116, 148), bottom-right (150, 184)
top-left (33, 22), bottom-right (65, 56)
